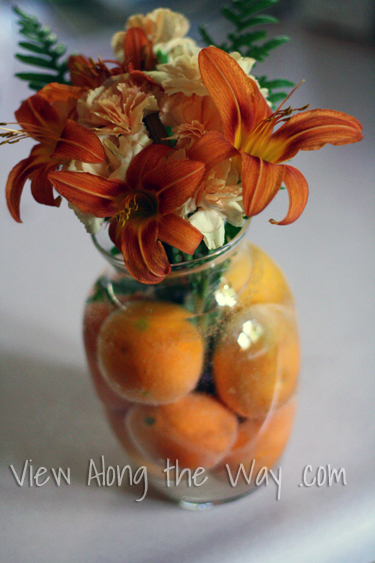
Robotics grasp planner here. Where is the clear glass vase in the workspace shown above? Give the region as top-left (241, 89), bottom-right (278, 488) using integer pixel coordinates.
top-left (83, 223), bottom-right (299, 508)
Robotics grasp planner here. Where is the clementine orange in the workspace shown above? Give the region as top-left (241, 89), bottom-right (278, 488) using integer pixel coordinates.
top-left (83, 300), bottom-right (131, 409)
top-left (238, 244), bottom-right (294, 306)
top-left (213, 304), bottom-right (299, 418)
top-left (126, 393), bottom-right (238, 470)
top-left (221, 397), bottom-right (297, 476)
top-left (97, 300), bottom-right (204, 405)
top-left (105, 407), bottom-right (166, 480)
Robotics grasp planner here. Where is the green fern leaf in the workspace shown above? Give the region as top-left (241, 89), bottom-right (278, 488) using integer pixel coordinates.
top-left (222, 7), bottom-right (241, 26)
top-left (233, 0), bottom-right (278, 16)
top-left (267, 92), bottom-right (289, 104)
top-left (17, 41), bottom-right (49, 54)
top-left (235, 14), bottom-right (278, 25)
top-left (261, 35), bottom-right (290, 51)
top-left (228, 30), bottom-right (267, 47)
top-left (15, 54), bottom-right (60, 69)
top-left (259, 78), bottom-right (295, 89)
top-left (13, 6), bottom-right (71, 90)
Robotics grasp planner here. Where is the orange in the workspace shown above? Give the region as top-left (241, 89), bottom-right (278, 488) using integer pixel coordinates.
top-left (213, 304), bottom-right (300, 418)
top-left (238, 244), bottom-right (294, 306)
top-left (83, 300), bottom-right (131, 409)
top-left (219, 242), bottom-right (253, 295)
top-left (221, 397), bottom-right (297, 476)
top-left (126, 393), bottom-right (238, 470)
top-left (97, 300), bottom-right (204, 405)
top-left (105, 407), bottom-right (166, 480)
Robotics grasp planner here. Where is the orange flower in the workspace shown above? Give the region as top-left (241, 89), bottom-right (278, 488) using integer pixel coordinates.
top-left (123, 27), bottom-right (157, 72)
top-left (198, 47), bottom-right (363, 224)
top-left (68, 55), bottom-right (123, 89)
top-left (49, 144), bottom-right (205, 284)
top-left (4, 83), bottom-right (105, 222)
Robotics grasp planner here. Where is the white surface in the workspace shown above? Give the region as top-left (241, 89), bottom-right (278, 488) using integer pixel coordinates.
top-left (1, 2), bottom-right (375, 562)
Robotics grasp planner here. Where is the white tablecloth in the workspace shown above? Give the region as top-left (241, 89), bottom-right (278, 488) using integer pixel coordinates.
top-left (1, 2), bottom-right (374, 561)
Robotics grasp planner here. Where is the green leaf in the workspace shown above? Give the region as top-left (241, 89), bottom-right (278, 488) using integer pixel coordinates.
top-left (39, 26), bottom-right (53, 38)
top-left (232, 0), bottom-right (278, 16)
top-left (228, 30), bottom-right (267, 46)
top-left (15, 54), bottom-right (60, 69)
top-left (224, 222), bottom-right (243, 243)
top-left (261, 35), bottom-right (290, 51)
top-left (222, 7), bottom-right (241, 26)
top-left (13, 6), bottom-right (71, 91)
top-left (28, 82), bottom-right (46, 91)
top-left (52, 44), bottom-right (67, 57)
top-left (236, 14), bottom-right (278, 25)
top-left (259, 78), bottom-right (295, 89)
top-left (43, 32), bottom-right (57, 45)
top-left (15, 71), bottom-right (57, 83)
top-left (267, 91), bottom-right (288, 104)
top-left (155, 49), bottom-right (169, 64)
top-left (17, 41), bottom-right (48, 54)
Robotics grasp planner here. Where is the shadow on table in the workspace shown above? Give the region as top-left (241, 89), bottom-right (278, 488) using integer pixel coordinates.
top-left (0, 351), bottom-right (166, 504)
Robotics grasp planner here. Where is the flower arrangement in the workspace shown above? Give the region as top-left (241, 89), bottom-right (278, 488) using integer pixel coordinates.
top-left (1, 2), bottom-right (366, 508)
top-left (2, 4), bottom-right (363, 285)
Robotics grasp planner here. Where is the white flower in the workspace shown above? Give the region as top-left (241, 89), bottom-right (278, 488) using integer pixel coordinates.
top-left (229, 52), bottom-right (256, 75)
top-left (148, 54), bottom-right (207, 97)
top-left (154, 37), bottom-right (200, 60)
top-left (68, 202), bottom-right (104, 235)
top-left (126, 9), bottom-right (190, 44)
top-left (188, 208), bottom-right (225, 250)
top-left (104, 131), bottom-right (152, 181)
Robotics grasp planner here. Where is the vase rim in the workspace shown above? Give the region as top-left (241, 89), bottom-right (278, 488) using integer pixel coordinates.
top-left (92, 218), bottom-right (250, 278)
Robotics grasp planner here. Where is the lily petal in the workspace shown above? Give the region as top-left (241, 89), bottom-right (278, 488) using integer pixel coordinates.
top-left (188, 131), bottom-right (238, 170)
top-left (52, 119), bottom-right (106, 163)
top-left (198, 46), bottom-right (271, 147)
top-left (144, 160), bottom-right (205, 214)
top-left (124, 27), bottom-right (156, 72)
top-left (15, 93), bottom-right (61, 139)
top-left (48, 171), bottom-right (124, 217)
top-left (120, 219), bottom-right (171, 284)
top-left (241, 151), bottom-right (285, 217)
top-left (6, 153), bottom-right (42, 222)
top-left (125, 143), bottom-right (172, 189)
top-left (269, 109), bottom-right (364, 163)
top-left (30, 162), bottom-right (61, 207)
top-left (38, 83), bottom-right (84, 118)
top-left (269, 165), bottom-right (309, 225)
top-left (158, 213), bottom-right (203, 254)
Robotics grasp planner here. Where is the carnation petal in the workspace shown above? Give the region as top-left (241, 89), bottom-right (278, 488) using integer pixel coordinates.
top-left (189, 208), bottom-right (225, 250)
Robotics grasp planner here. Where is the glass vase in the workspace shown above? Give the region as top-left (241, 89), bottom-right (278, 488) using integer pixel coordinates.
top-left (83, 223), bottom-right (299, 508)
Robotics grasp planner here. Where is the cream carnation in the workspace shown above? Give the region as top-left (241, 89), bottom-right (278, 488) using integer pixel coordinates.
top-left (77, 77), bottom-right (158, 136)
top-left (148, 54), bottom-right (207, 97)
top-left (126, 8), bottom-right (190, 44)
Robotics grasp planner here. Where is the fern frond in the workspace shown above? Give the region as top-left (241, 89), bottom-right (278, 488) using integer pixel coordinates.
top-left (13, 6), bottom-right (70, 91)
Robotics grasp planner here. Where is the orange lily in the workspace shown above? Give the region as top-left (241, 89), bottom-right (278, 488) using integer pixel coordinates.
top-left (124, 27), bottom-right (157, 72)
top-left (49, 144), bottom-right (205, 284)
top-left (198, 47), bottom-right (363, 224)
top-left (4, 83), bottom-right (106, 222)
top-left (68, 55), bottom-right (124, 89)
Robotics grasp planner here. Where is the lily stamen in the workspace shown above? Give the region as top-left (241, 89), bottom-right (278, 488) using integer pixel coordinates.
top-left (117, 195), bottom-right (139, 227)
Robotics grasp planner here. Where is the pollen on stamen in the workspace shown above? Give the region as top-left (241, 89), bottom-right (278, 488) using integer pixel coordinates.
top-left (117, 195), bottom-right (138, 227)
